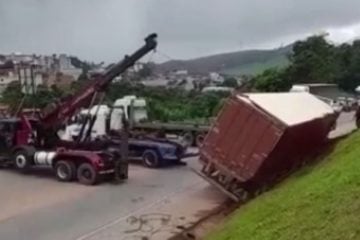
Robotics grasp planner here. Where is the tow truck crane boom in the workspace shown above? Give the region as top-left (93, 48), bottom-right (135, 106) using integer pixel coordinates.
top-left (0, 33), bottom-right (158, 185)
top-left (39, 33), bottom-right (157, 133)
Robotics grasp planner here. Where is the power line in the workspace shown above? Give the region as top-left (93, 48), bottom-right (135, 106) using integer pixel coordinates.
top-left (154, 50), bottom-right (175, 62)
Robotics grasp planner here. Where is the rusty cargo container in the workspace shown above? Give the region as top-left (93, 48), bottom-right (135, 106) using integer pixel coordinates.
top-left (197, 92), bottom-right (338, 202)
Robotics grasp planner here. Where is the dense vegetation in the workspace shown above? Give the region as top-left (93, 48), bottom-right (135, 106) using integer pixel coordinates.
top-left (252, 34), bottom-right (360, 92)
top-left (106, 82), bottom-right (228, 122)
top-left (206, 130), bottom-right (360, 240)
top-left (2, 34), bottom-right (360, 120)
top-left (1, 79), bottom-right (228, 122)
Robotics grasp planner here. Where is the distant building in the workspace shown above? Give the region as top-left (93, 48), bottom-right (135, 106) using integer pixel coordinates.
top-left (174, 70), bottom-right (188, 75)
top-left (17, 64), bottom-right (44, 94)
top-left (141, 78), bottom-right (168, 87)
top-left (209, 72), bottom-right (224, 83)
top-left (0, 69), bottom-right (18, 94)
top-left (202, 86), bottom-right (234, 93)
top-left (58, 54), bottom-right (82, 80)
top-left (290, 84), bottom-right (353, 100)
top-left (6, 53), bottom-right (34, 64)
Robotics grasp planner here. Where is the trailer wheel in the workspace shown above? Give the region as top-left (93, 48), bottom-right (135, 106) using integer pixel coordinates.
top-left (77, 163), bottom-right (98, 185)
top-left (142, 150), bottom-right (160, 168)
top-left (195, 133), bottom-right (205, 147)
top-left (13, 149), bottom-right (33, 172)
top-left (55, 161), bottom-right (76, 182)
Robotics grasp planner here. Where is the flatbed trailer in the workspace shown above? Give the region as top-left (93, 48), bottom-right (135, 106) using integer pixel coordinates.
top-left (131, 121), bottom-right (211, 147)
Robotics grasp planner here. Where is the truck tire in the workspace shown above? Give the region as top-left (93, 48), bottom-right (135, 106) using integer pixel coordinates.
top-left (13, 149), bottom-right (34, 173)
top-left (55, 161), bottom-right (76, 182)
top-left (77, 163), bottom-right (99, 185)
top-left (142, 150), bottom-right (160, 168)
top-left (119, 161), bottom-right (129, 179)
top-left (195, 133), bottom-right (206, 147)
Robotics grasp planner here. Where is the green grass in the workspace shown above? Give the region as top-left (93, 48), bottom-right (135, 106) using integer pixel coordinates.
top-left (221, 55), bottom-right (289, 76)
top-left (206, 131), bottom-right (360, 240)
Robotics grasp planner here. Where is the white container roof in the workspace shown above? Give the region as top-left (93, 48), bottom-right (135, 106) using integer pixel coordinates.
top-left (238, 92), bottom-right (335, 126)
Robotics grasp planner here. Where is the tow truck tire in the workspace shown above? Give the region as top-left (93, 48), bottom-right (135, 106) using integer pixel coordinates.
top-left (55, 161), bottom-right (76, 182)
top-left (77, 163), bottom-right (98, 185)
top-left (14, 149), bottom-right (33, 172)
top-left (182, 132), bottom-right (194, 147)
top-left (142, 150), bottom-right (160, 168)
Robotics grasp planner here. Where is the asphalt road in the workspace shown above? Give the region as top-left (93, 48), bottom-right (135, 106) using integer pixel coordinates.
top-left (329, 111), bottom-right (356, 138)
top-left (0, 156), bottom-right (224, 240)
top-left (0, 112), bottom-right (356, 240)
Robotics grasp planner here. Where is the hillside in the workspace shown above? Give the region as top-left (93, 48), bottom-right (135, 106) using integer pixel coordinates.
top-left (156, 45), bottom-right (292, 76)
top-left (206, 131), bottom-right (360, 240)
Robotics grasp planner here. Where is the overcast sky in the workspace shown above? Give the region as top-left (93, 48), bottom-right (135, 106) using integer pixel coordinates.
top-left (1, 0), bottom-right (360, 63)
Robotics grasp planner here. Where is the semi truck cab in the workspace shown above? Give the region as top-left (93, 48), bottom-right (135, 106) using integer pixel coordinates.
top-left (112, 95), bottom-right (148, 124)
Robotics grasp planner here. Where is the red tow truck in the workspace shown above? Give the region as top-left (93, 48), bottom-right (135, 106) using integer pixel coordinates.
top-left (0, 34), bottom-right (158, 185)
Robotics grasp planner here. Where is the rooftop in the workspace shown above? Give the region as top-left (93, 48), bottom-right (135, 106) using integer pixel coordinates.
top-left (238, 92), bottom-right (335, 126)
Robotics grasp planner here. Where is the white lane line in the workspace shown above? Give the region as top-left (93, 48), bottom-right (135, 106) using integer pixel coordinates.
top-left (75, 180), bottom-right (204, 240)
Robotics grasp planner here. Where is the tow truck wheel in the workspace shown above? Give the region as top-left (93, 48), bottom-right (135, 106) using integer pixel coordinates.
top-left (55, 161), bottom-right (76, 182)
top-left (14, 149), bottom-right (33, 172)
top-left (77, 163), bottom-right (98, 185)
top-left (182, 132), bottom-right (194, 147)
top-left (142, 150), bottom-right (160, 168)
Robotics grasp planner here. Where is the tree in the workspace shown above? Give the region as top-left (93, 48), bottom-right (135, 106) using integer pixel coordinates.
top-left (1, 81), bottom-right (24, 110)
top-left (253, 68), bottom-right (292, 92)
top-left (70, 57), bottom-right (95, 72)
top-left (222, 77), bottom-right (239, 88)
top-left (335, 41), bottom-right (360, 91)
top-left (50, 84), bottom-right (64, 98)
top-left (288, 35), bottom-right (338, 83)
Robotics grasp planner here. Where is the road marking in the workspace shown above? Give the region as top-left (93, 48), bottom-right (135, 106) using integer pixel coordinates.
top-left (75, 180), bottom-right (204, 240)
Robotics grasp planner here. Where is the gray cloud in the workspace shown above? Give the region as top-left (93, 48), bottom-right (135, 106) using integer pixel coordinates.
top-left (1, 0), bottom-right (360, 62)
top-left (145, 0), bottom-right (360, 59)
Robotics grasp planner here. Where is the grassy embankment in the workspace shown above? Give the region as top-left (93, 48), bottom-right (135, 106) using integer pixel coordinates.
top-left (206, 131), bottom-right (360, 240)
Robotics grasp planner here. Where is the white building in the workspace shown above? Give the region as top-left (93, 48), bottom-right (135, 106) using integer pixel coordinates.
top-left (6, 53), bottom-right (33, 64)
top-left (18, 66), bottom-right (44, 94)
top-left (209, 72), bottom-right (225, 83)
top-left (0, 69), bottom-right (18, 94)
top-left (174, 70), bottom-right (188, 75)
top-left (58, 54), bottom-right (82, 80)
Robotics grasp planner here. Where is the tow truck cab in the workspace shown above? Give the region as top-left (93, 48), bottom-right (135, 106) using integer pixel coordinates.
top-left (0, 118), bottom-right (23, 156)
top-left (0, 117), bottom-right (127, 185)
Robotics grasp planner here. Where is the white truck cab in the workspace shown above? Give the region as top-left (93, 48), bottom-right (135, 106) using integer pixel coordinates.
top-left (61, 96), bottom-right (148, 141)
top-left (290, 85), bottom-right (310, 93)
top-left (60, 105), bottom-right (110, 141)
top-left (112, 96), bottom-right (148, 123)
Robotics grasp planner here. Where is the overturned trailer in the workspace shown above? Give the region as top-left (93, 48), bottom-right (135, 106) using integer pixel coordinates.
top-left (196, 92), bottom-right (338, 202)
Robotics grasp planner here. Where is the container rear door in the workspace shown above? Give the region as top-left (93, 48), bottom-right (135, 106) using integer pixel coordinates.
top-left (201, 95), bottom-right (284, 181)
top-left (201, 96), bottom-right (239, 162)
